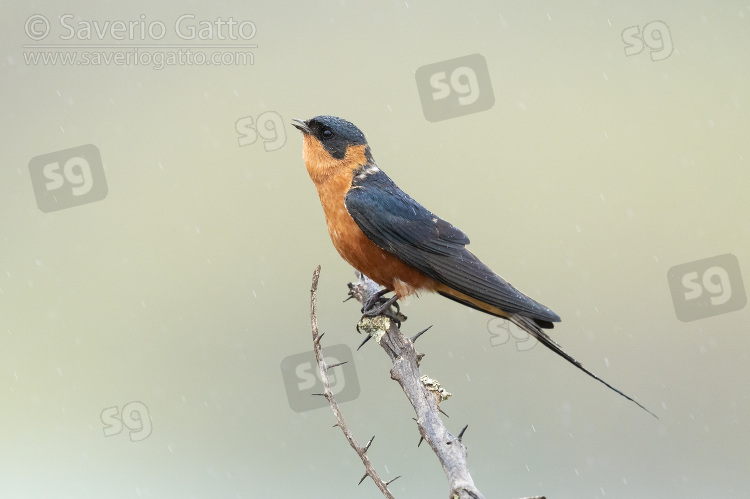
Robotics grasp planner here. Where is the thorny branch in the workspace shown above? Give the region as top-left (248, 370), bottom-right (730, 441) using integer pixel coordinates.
top-left (310, 266), bottom-right (399, 498)
top-left (310, 267), bottom-right (546, 499)
top-left (349, 271), bottom-right (486, 499)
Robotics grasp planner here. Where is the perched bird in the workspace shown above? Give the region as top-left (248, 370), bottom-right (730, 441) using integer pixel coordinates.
top-left (293, 115), bottom-right (655, 418)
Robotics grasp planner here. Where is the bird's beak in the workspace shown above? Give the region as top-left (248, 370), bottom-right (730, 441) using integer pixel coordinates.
top-left (291, 118), bottom-right (311, 134)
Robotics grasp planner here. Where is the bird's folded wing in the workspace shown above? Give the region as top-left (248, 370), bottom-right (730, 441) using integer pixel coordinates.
top-left (345, 168), bottom-right (560, 323)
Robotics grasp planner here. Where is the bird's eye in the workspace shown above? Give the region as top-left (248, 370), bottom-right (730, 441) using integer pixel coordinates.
top-left (322, 129), bottom-right (333, 139)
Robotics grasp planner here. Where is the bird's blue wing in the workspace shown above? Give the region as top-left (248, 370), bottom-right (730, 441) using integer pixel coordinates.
top-left (345, 167), bottom-right (560, 323)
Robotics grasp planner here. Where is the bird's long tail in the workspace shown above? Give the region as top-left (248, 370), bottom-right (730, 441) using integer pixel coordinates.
top-left (508, 314), bottom-right (658, 419)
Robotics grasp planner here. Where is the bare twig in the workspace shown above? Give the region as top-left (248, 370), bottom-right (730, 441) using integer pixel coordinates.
top-left (310, 266), bottom-right (396, 497)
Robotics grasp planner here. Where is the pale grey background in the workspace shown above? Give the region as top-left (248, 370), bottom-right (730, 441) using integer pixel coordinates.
top-left (2, 1), bottom-right (749, 498)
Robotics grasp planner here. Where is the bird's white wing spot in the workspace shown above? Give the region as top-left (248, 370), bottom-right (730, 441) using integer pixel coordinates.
top-left (355, 164), bottom-right (380, 180)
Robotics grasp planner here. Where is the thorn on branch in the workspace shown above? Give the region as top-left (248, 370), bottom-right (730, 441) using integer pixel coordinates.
top-left (326, 361), bottom-right (348, 370)
top-left (358, 473), bottom-right (369, 485)
top-left (357, 334), bottom-right (373, 350)
top-left (411, 325), bottom-right (433, 342)
top-left (363, 436), bottom-right (375, 453)
top-left (385, 475), bottom-right (402, 486)
top-left (447, 425), bottom-right (469, 445)
top-left (457, 424), bottom-right (468, 442)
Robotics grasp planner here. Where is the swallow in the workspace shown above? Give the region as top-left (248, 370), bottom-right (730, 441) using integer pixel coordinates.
top-left (293, 115), bottom-right (655, 418)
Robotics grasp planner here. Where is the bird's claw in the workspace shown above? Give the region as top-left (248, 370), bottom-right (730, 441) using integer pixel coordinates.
top-left (360, 290), bottom-right (406, 328)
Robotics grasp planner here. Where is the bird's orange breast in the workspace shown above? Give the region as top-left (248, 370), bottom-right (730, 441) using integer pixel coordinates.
top-left (303, 141), bottom-right (436, 298)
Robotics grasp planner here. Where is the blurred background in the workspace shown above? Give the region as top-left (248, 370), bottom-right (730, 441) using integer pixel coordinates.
top-left (2, 1), bottom-right (749, 497)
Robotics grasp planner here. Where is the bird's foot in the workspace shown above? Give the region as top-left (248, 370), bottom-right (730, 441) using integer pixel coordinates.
top-left (360, 289), bottom-right (406, 328)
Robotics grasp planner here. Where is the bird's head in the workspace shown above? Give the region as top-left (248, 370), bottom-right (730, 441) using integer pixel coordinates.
top-left (292, 115), bottom-right (373, 185)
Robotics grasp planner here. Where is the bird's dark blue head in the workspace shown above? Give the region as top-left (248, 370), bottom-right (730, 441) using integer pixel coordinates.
top-left (292, 115), bottom-right (368, 160)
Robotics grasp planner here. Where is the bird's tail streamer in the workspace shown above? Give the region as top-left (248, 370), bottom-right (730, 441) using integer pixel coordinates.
top-left (508, 314), bottom-right (658, 419)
